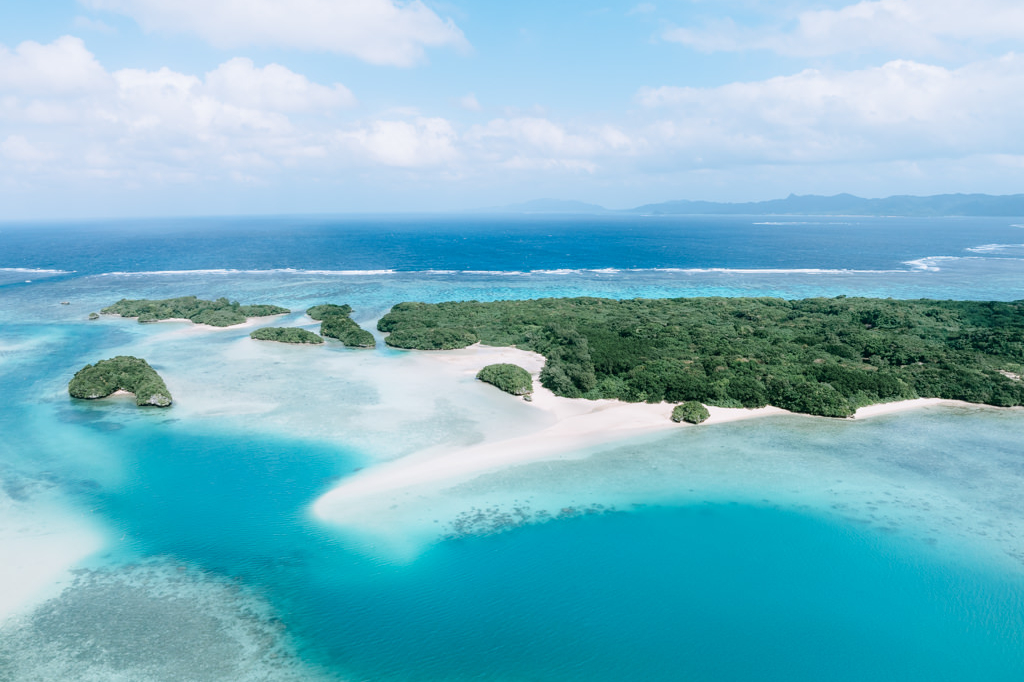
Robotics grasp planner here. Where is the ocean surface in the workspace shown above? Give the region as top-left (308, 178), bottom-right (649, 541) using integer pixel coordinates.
top-left (1, 214), bottom-right (1023, 681)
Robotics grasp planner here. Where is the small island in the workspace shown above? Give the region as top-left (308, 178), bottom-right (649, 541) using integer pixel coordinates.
top-left (307, 304), bottom-right (375, 348)
top-left (477, 363), bottom-right (533, 396)
top-left (103, 296), bottom-right (289, 327)
top-left (68, 356), bottom-right (172, 407)
top-left (250, 327), bottom-right (324, 344)
top-left (307, 304), bottom-right (352, 319)
top-left (378, 296), bottom-right (1024, 417)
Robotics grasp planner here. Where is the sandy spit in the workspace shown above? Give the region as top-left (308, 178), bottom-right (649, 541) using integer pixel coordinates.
top-left (313, 344), bottom-right (1020, 528)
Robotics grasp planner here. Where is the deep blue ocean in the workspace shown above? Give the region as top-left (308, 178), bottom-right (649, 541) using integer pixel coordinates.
top-left (1, 214), bottom-right (1023, 681)
top-left (2, 213), bottom-right (1023, 274)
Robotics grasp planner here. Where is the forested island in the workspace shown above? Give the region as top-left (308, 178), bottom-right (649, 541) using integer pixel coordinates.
top-left (68, 356), bottom-right (172, 407)
top-left (378, 297), bottom-right (1024, 417)
top-left (307, 304), bottom-right (375, 348)
top-left (250, 327), bottom-right (324, 344)
top-left (103, 296), bottom-right (289, 327)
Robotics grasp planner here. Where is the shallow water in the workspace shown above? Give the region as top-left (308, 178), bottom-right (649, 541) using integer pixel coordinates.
top-left (2, 216), bottom-right (1024, 681)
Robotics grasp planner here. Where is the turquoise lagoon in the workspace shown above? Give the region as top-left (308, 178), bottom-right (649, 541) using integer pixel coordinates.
top-left (1, 216), bottom-right (1024, 680)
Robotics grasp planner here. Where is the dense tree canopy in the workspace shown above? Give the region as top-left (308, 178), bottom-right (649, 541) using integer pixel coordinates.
top-left (477, 363), bottom-right (533, 396)
top-left (68, 356), bottom-right (172, 407)
top-left (250, 327), bottom-right (323, 344)
top-left (672, 401), bottom-right (710, 424)
top-left (306, 304), bottom-right (353, 321)
top-left (377, 296), bottom-right (1024, 417)
top-left (308, 303), bottom-right (375, 347)
top-left (103, 296), bottom-right (289, 327)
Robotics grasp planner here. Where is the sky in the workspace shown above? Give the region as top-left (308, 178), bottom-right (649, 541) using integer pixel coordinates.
top-left (2, 0), bottom-right (1024, 218)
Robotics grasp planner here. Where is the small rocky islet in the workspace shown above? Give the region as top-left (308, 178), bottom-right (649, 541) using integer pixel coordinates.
top-left (68, 356), bottom-right (172, 407)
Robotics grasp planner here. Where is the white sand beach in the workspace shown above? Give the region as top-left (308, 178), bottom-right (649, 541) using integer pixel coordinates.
top-left (852, 397), bottom-right (973, 418)
top-left (313, 344), bottom-right (1016, 534)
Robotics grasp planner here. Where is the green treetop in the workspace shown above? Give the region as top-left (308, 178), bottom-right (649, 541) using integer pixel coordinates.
top-left (377, 296), bottom-right (1024, 417)
top-left (69, 356), bottom-right (172, 407)
top-left (103, 296), bottom-right (289, 327)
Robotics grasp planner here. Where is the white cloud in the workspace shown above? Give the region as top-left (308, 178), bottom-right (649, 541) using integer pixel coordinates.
top-left (83, 0), bottom-right (469, 66)
top-left (0, 37), bottom-right (364, 183)
top-left (638, 55), bottom-right (1024, 164)
top-left (205, 58), bottom-right (355, 112)
top-left (339, 118), bottom-right (458, 167)
top-left (467, 117), bottom-right (635, 157)
top-left (0, 36), bottom-right (112, 95)
top-left (7, 36), bottom-right (1024, 207)
top-left (664, 0), bottom-right (1024, 57)
top-left (1, 135), bottom-right (53, 163)
top-left (114, 66), bottom-right (294, 136)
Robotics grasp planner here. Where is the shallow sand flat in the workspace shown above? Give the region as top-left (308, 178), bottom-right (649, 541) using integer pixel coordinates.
top-left (112, 328), bottom-right (552, 463)
top-left (141, 313), bottom-right (291, 337)
top-left (0, 491), bottom-right (105, 623)
top-left (313, 344), bottom-right (1024, 557)
top-left (314, 345), bottom-right (798, 531)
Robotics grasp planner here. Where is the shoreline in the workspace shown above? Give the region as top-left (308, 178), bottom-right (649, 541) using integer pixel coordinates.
top-left (312, 345), bottom-right (1012, 529)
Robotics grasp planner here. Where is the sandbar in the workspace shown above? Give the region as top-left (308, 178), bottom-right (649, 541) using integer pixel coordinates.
top-left (0, 496), bottom-right (104, 623)
top-left (313, 344), bottom-right (1018, 531)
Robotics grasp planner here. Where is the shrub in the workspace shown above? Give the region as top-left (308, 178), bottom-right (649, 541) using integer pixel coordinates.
top-left (672, 401), bottom-right (710, 424)
top-left (477, 363), bottom-right (533, 396)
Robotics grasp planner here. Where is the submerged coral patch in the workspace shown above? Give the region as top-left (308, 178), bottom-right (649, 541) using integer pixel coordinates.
top-left (0, 561), bottom-right (330, 682)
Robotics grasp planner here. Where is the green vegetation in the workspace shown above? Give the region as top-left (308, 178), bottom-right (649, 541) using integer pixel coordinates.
top-left (88, 312), bottom-right (99, 320)
top-left (672, 401), bottom-right (710, 424)
top-left (68, 356), bottom-right (172, 407)
top-left (385, 327), bottom-right (478, 350)
top-left (477, 363), bottom-right (533, 396)
top-left (307, 303), bottom-right (375, 347)
top-left (103, 296), bottom-right (289, 327)
top-left (377, 296), bottom-right (1024, 417)
top-left (250, 327), bottom-right (323, 344)
top-left (306, 304), bottom-right (353, 320)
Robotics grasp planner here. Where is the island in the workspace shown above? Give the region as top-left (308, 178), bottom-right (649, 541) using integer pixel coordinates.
top-left (307, 304), bottom-right (375, 348)
top-left (102, 296), bottom-right (289, 327)
top-left (477, 363), bottom-right (533, 396)
top-left (377, 296), bottom-right (1024, 417)
top-left (250, 327), bottom-right (324, 344)
top-left (68, 356), bottom-right (172, 407)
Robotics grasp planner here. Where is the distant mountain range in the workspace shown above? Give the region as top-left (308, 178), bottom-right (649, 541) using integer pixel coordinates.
top-left (482, 193), bottom-right (1024, 217)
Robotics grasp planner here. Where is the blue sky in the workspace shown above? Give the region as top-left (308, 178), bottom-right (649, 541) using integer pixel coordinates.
top-left (2, 0), bottom-right (1024, 217)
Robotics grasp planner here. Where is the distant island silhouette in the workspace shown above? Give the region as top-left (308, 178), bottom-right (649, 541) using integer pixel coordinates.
top-left (481, 193), bottom-right (1024, 217)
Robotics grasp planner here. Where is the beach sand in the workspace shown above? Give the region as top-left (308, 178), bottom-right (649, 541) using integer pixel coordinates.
top-left (313, 344), bottom-right (1014, 534)
top-left (114, 313), bottom-right (291, 337)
